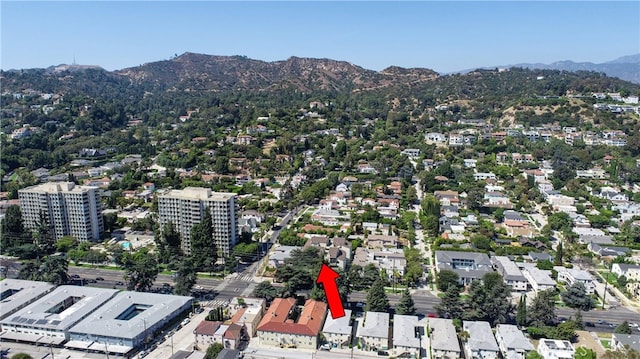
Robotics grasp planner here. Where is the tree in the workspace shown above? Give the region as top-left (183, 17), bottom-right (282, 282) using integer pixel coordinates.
top-left (10, 354), bottom-right (33, 359)
top-left (525, 351), bottom-right (544, 359)
top-left (435, 285), bottom-right (463, 320)
top-left (205, 342), bottom-right (224, 359)
top-left (366, 278), bottom-right (390, 312)
top-left (561, 282), bottom-right (594, 311)
top-left (516, 295), bottom-right (527, 327)
top-left (174, 257), bottom-right (197, 296)
top-left (575, 348), bottom-right (597, 359)
top-left (436, 269), bottom-right (459, 292)
top-left (615, 321), bottom-right (633, 334)
top-left (528, 289), bottom-right (557, 327)
top-left (602, 347), bottom-right (640, 359)
top-left (396, 289), bottom-right (416, 315)
top-left (18, 255), bottom-right (69, 285)
top-left (190, 209), bottom-right (217, 272)
top-left (124, 251), bottom-right (159, 292)
top-left (555, 242), bottom-right (564, 266)
top-left (56, 236), bottom-right (78, 252)
top-left (33, 211), bottom-right (55, 256)
top-left (253, 281), bottom-right (279, 302)
top-left (573, 310), bottom-right (584, 330)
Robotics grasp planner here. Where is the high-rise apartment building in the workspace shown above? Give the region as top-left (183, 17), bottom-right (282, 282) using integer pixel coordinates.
top-left (158, 187), bottom-right (238, 256)
top-left (18, 182), bottom-right (104, 242)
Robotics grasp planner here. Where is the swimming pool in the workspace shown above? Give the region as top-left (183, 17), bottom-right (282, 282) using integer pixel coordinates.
top-left (121, 241), bottom-right (131, 249)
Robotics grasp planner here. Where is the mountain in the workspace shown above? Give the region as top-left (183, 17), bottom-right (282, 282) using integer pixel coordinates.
top-left (461, 54), bottom-right (640, 84)
top-left (114, 52), bottom-right (439, 93)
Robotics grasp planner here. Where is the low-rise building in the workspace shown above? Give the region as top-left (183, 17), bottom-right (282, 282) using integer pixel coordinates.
top-left (537, 338), bottom-right (575, 359)
top-left (494, 324), bottom-right (534, 359)
top-left (0, 279), bottom-right (55, 322)
top-left (256, 298), bottom-right (327, 349)
top-left (228, 297), bottom-right (266, 337)
top-left (611, 333), bottom-right (640, 353)
top-left (463, 321), bottom-right (500, 359)
top-left (393, 315), bottom-right (421, 358)
top-left (357, 311), bottom-right (390, 352)
top-left (554, 266), bottom-right (595, 294)
top-left (427, 318), bottom-right (461, 359)
top-left (321, 309), bottom-right (352, 349)
top-left (435, 251), bottom-right (493, 286)
top-left (492, 256), bottom-right (528, 291)
top-left (520, 263), bottom-right (556, 293)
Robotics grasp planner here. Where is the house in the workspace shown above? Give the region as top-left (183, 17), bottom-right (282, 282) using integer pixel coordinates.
top-left (228, 297), bottom-right (266, 337)
top-left (256, 298), bottom-right (327, 349)
top-left (268, 246), bottom-right (298, 268)
top-left (492, 256), bottom-right (528, 291)
top-left (428, 318), bottom-right (461, 359)
top-left (357, 311), bottom-right (390, 351)
top-left (611, 333), bottom-right (640, 353)
top-left (588, 243), bottom-right (630, 258)
top-left (393, 315), bottom-right (422, 358)
top-left (463, 321), bottom-right (500, 359)
top-left (322, 309), bottom-right (352, 349)
top-left (425, 132), bottom-right (447, 145)
top-left (195, 321), bottom-right (246, 350)
top-left (520, 263), bottom-right (556, 293)
top-left (537, 338), bottom-right (575, 359)
top-left (401, 149), bottom-right (421, 158)
top-left (474, 172), bottom-right (497, 181)
top-left (464, 159), bottom-right (478, 168)
top-left (435, 251), bottom-right (493, 286)
top-left (494, 324), bottom-right (534, 359)
top-left (612, 263), bottom-right (640, 278)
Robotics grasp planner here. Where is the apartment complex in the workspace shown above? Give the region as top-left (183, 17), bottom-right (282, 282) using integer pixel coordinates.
top-left (18, 182), bottom-right (104, 241)
top-left (158, 187), bottom-right (238, 255)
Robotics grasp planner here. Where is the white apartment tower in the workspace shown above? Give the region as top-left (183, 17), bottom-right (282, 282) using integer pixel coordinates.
top-left (158, 187), bottom-right (238, 256)
top-left (18, 182), bottom-right (104, 241)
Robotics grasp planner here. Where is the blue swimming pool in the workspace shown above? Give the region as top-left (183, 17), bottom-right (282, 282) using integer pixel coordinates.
top-left (121, 241), bottom-right (131, 249)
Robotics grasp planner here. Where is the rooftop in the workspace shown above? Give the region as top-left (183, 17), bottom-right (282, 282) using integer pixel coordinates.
top-left (159, 187), bottom-right (235, 201)
top-left (464, 321), bottom-right (499, 352)
top-left (1, 286), bottom-right (118, 332)
top-left (357, 311), bottom-right (389, 339)
top-left (0, 279), bottom-right (55, 320)
top-left (68, 291), bottom-right (193, 339)
top-left (496, 324), bottom-right (534, 352)
top-left (257, 298), bottom-right (327, 337)
top-left (428, 318), bottom-right (461, 353)
top-left (322, 309), bottom-right (352, 335)
top-left (393, 315), bottom-right (420, 349)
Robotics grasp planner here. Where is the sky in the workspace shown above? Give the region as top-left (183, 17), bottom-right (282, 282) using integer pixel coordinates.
top-left (2, 1), bottom-right (639, 74)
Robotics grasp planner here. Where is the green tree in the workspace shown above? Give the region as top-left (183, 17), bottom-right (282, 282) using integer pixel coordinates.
top-left (435, 285), bottom-right (463, 320)
top-left (205, 342), bottom-right (224, 359)
top-left (190, 209), bottom-right (217, 272)
top-left (18, 255), bottom-right (70, 285)
top-left (1, 205), bottom-right (25, 248)
top-left (561, 282), bottom-right (594, 311)
top-left (525, 351), bottom-right (544, 359)
top-left (436, 269), bottom-right (459, 292)
top-left (615, 321), bottom-right (632, 334)
top-left (10, 354), bottom-right (33, 359)
top-left (528, 289), bottom-right (557, 327)
top-left (396, 289), bottom-right (416, 315)
top-left (366, 278), bottom-right (390, 312)
top-left (55, 236), bottom-right (78, 252)
top-left (555, 242), bottom-right (564, 266)
top-left (124, 251), bottom-right (159, 292)
top-left (253, 281), bottom-right (279, 303)
top-left (174, 257), bottom-right (197, 296)
top-left (516, 295), bottom-right (527, 327)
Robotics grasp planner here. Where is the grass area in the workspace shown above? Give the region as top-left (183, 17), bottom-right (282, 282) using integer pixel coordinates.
top-left (600, 339), bottom-right (611, 349)
top-left (599, 271), bottom-right (617, 285)
top-left (71, 263), bottom-right (123, 271)
top-left (599, 332), bottom-right (612, 339)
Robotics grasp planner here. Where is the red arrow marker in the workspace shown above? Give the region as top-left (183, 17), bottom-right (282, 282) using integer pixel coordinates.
top-left (316, 264), bottom-right (345, 319)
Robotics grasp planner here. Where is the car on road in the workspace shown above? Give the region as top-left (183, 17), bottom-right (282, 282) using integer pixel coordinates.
top-left (96, 277), bottom-right (104, 281)
top-left (116, 281), bottom-right (124, 285)
top-left (320, 344), bottom-right (331, 351)
top-left (71, 274), bottom-right (80, 279)
top-left (88, 279), bottom-right (97, 283)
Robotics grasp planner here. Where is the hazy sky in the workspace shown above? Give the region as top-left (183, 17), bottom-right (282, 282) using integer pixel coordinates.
top-left (2, 1), bottom-right (639, 73)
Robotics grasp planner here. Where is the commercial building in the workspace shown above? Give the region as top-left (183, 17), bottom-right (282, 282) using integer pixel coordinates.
top-left (158, 187), bottom-right (238, 255)
top-left (18, 182), bottom-right (104, 241)
top-left (0, 286), bottom-right (118, 345)
top-left (0, 279), bottom-right (55, 322)
top-left (66, 291), bottom-right (193, 354)
top-left (256, 298), bottom-right (327, 349)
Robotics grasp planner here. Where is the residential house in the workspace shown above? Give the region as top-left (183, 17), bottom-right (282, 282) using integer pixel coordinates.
top-left (357, 311), bottom-right (390, 351)
top-left (473, 172), bottom-right (497, 181)
top-left (428, 318), bottom-right (461, 359)
top-left (401, 149), bottom-right (421, 158)
top-left (612, 264), bottom-right (640, 278)
top-left (435, 251), bottom-right (493, 286)
top-left (537, 339), bottom-right (575, 359)
top-left (588, 243), bottom-right (630, 258)
top-left (520, 263), bottom-right (556, 293)
top-left (463, 321), bottom-right (500, 359)
top-left (256, 298), bottom-right (327, 349)
top-left (322, 309), bottom-right (352, 349)
top-left (425, 132), bottom-right (447, 145)
top-left (393, 315), bottom-right (422, 358)
top-left (492, 256), bottom-right (528, 291)
top-left (268, 246), bottom-right (298, 268)
top-left (611, 333), bottom-right (640, 353)
top-left (228, 297), bottom-right (266, 337)
top-left (494, 324), bottom-right (534, 359)
top-left (195, 321), bottom-right (223, 349)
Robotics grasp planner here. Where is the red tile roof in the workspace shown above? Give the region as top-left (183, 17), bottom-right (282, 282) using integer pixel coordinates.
top-left (194, 321), bottom-right (222, 336)
top-left (257, 298), bottom-right (327, 337)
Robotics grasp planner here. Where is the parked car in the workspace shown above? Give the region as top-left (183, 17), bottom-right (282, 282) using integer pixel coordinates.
top-left (96, 277), bottom-right (104, 281)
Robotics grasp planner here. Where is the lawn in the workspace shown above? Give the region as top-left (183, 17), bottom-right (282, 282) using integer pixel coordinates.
top-left (600, 339), bottom-right (611, 349)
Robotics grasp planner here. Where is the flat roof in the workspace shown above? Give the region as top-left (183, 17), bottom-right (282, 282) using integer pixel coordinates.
top-left (463, 321), bottom-right (499, 352)
top-left (428, 318), bottom-right (461, 353)
top-left (68, 291), bottom-right (193, 339)
top-left (160, 187), bottom-right (235, 201)
top-left (492, 256), bottom-right (526, 281)
top-left (393, 315), bottom-right (420, 349)
top-left (1, 286), bottom-right (118, 332)
top-left (357, 312), bottom-right (389, 339)
top-left (0, 279), bottom-right (55, 320)
top-left (322, 309), bottom-right (352, 335)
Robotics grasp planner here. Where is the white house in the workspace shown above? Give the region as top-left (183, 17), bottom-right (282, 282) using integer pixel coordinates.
top-left (553, 266), bottom-right (595, 294)
top-left (357, 312), bottom-right (390, 352)
top-left (537, 338), bottom-right (574, 359)
top-left (321, 309), bottom-right (352, 349)
top-left (393, 315), bottom-right (422, 358)
top-left (494, 324), bottom-right (534, 359)
top-left (428, 318), bottom-right (461, 359)
top-left (463, 321), bottom-right (499, 359)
